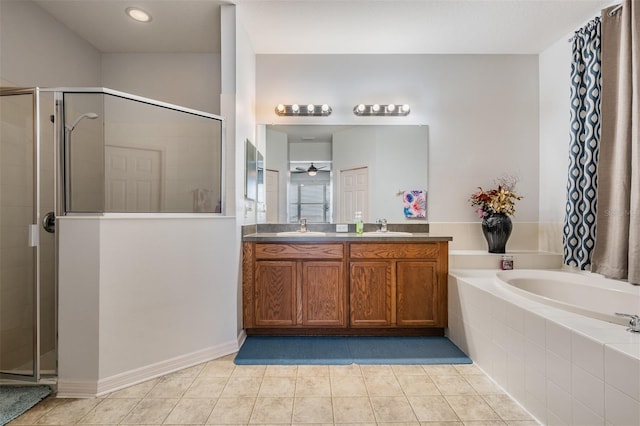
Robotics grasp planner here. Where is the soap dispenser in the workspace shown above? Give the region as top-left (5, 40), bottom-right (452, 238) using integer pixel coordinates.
top-left (354, 211), bottom-right (364, 235)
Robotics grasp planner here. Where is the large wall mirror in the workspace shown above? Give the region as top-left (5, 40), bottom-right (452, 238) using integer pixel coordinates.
top-left (258, 124), bottom-right (428, 224)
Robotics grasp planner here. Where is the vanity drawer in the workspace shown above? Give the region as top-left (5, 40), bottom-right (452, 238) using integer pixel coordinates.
top-left (349, 243), bottom-right (440, 259)
top-left (255, 243), bottom-right (344, 260)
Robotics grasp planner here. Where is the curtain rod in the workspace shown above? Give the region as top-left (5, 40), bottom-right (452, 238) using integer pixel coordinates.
top-left (608, 3), bottom-right (622, 16)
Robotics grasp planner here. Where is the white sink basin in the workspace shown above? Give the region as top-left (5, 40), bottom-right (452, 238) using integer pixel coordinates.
top-left (276, 231), bottom-right (327, 236)
top-left (362, 231), bottom-right (413, 237)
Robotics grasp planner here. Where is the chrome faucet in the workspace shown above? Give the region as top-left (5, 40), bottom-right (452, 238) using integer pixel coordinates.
top-left (616, 313), bottom-right (640, 332)
top-left (299, 218), bottom-right (307, 233)
top-left (376, 218), bottom-right (388, 232)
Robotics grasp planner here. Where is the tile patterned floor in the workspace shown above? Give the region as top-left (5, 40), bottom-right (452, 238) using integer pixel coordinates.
top-left (9, 354), bottom-right (539, 425)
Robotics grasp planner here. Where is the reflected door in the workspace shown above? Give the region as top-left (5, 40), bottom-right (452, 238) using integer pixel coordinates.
top-left (339, 167), bottom-right (369, 223)
top-left (105, 146), bottom-right (161, 212)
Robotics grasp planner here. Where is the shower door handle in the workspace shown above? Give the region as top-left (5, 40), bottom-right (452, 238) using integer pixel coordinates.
top-left (42, 211), bottom-right (56, 234)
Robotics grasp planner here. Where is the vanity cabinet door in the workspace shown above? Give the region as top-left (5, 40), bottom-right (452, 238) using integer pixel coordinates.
top-left (302, 261), bottom-right (346, 327)
top-left (396, 261), bottom-right (439, 326)
top-left (349, 261), bottom-right (393, 327)
top-left (254, 260), bottom-right (297, 326)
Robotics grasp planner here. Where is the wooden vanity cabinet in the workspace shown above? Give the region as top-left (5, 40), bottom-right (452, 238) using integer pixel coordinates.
top-left (243, 239), bottom-right (448, 335)
top-left (243, 243), bottom-right (347, 329)
top-left (349, 242), bottom-right (448, 328)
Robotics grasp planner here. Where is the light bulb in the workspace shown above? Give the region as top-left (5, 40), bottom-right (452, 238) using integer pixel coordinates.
top-left (401, 104), bottom-right (410, 113)
top-left (357, 104), bottom-right (365, 113)
top-left (276, 104), bottom-right (285, 114)
top-left (291, 104), bottom-right (300, 113)
top-left (125, 7), bottom-right (152, 23)
top-left (387, 104), bottom-right (396, 112)
top-left (372, 104), bottom-right (380, 112)
top-left (307, 104), bottom-right (315, 113)
top-left (321, 104), bottom-right (330, 113)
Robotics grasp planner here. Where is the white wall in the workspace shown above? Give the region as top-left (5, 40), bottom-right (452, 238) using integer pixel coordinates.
top-left (101, 54), bottom-right (220, 114)
top-left (538, 37), bottom-right (573, 254)
top-left (256, 54), bottom-right (540, 224)
top-left (0, 0), bottom-right (101, 86)
top-left (57, 216), bottom-right (238, 397)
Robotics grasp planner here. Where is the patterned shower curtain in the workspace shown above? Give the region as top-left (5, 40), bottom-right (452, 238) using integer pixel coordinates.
top-left (563, 17), bottom-right (602, 270)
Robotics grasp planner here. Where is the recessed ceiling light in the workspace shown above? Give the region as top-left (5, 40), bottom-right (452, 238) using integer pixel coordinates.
top-left (125, 7), bottom-right (152, 23)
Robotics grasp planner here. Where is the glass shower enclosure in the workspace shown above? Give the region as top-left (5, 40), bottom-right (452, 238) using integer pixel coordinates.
top-left (0, 87), bottom-right (223, 382)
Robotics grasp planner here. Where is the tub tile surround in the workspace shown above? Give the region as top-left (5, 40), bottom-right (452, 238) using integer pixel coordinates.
top-left (448, 270), bottom-right (640, 426)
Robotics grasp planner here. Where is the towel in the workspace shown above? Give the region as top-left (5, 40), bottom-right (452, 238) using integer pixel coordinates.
top-left (403, 190), bottom-right (427, 218)
top-left (193, 188), bottom-right (214, 212)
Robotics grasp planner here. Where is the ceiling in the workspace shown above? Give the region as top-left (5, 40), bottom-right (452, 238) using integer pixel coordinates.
top-left (34, 0), bottom-right (614, 55)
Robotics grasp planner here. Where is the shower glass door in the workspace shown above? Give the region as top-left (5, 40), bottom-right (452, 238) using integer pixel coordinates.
top-left (0, 90), bottom-right (37, 380)
top-left (0, 88), bottom-right (57, 381)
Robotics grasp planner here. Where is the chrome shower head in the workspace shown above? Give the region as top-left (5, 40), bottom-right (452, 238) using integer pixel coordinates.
top-left (66, 112), bottom-right (98, 132)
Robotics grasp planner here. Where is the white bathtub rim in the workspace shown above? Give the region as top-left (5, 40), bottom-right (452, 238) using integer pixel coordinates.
top-left (449, 269), bottom-right (640, 352)
top-left (495, 269), bottom-right (639, 328)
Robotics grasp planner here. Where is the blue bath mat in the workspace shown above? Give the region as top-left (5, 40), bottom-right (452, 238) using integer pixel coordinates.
top-left (234, 336), bottom-right (471, 365)
top-left (0, 385), bottom-right (51, 425)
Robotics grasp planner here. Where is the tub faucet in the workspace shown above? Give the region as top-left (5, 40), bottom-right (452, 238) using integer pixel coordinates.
top-left (299, 218), bottom-right (307, 233)
top-left (615, 313), bottom-right (640, 333)
top-left (376, 218), bottom-right (388, 232)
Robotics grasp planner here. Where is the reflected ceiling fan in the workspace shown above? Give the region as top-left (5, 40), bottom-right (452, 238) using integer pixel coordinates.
top-left (294, 163), bottom-right (328, 176)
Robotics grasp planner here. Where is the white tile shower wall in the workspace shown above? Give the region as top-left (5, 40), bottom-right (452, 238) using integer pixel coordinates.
top-left (448, 272), bottom-right (640, 426)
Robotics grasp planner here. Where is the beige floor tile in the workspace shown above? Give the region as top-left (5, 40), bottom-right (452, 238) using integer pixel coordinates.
top-left (108, 379), bottom-right (160, 399)
top-left (207, 397), bottom-right (255, 424)
top-left (454, 364), bottom-right (484, 376)
top-left (391, 365), bottom-right (429, 376)
top-left (417, 422), bottom-right (463, 426)
top-left (423, 365), bottom-right (461, 376)
top-left (444, 395), bottom-right (500, 421)
top-left (146, 377), bottom-right (195, 399)
top-left (220, 376), bottom-right (262, 398)
top-left (481, 395), bottom-right (533, 421)
top-left (295, 376), bottom-right (331, 397)
top-left (183, 377), bottom-right (228, 399)
top-left (165, 364), bottom-right (206, 380)
top-left (163, 397), bottom-right (216, 424)
top-left (10, 396), bottom-right (68, 424)
top-left (258, 377), bottom-right (296, 397)
top-left (292, 397), bottom-right (333, 423)
top-left (432, 375), bottom-right (477, 395)
top-left (332, 397), bottom-right (375, 423)
top-left (231, 365), bottom-right (266, 378)
top-left (377, 423), bottom-right (420, 426)
top-left (329, 364), bottom-right (361, 377)
top-left (249, 397), bottom-right (294, 424)
top-left (397, 375), bottom-right (441, 396)
top-left (296, 365), bottom-right (330, 377)
top-left (77, 398), bottom-right (139, 424)
top-left (363, 375), bottom-right (404, 397)
top-left (35, 398), bottom-right (102, 425)
top-left (213, 353), bottom-right (237, 362)
top-left (360, 364), bottom-right (394, 377)
top-left (370, 396), bottom-right (418, 423)
top-left (330, 375), bottom-right (367, 397)
top-left (334, 423), bottom-right (376, 426)
top-left (503, 421), bottom-right (539, 426)
top-left (264, 365), bottom-right (298, 377)
top-left (465, 376), bottom-right (504, 395)
top-left (407, 395), bottom-right (459, 422)
top-left (460, 421), bottom-right (507, 425)
top-left (199, 361), bottom-right (236, 378)
top-left (120, 398), bottom-right (179, 424)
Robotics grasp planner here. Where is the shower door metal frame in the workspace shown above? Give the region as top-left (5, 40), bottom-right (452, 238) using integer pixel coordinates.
top-left (0, 87), bottom-right (45, 383)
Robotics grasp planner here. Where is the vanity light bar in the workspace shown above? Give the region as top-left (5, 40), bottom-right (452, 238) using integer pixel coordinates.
top-left (353, 104), bottom-right (410, 116)
top-left (275, 103), bottom-right (332, 116)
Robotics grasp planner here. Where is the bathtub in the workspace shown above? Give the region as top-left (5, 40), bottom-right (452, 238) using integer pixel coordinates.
top-left (448, 269), bottom-right (640, 426)
top-left (495, 269), bottom-right (640, 328)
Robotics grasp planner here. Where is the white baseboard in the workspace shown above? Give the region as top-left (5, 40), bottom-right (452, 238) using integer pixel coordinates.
top-left (57, 339), bottom-right (239, 398)
top-left (237, 329), bottom-right (247, 348)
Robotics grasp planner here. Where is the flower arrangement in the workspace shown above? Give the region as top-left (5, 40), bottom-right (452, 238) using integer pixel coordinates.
top-left (469, 175), bottom-right (522, 218)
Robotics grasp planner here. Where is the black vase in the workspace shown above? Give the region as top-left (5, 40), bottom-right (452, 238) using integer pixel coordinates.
top-left (481, 213), bottom-right (512, 254)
